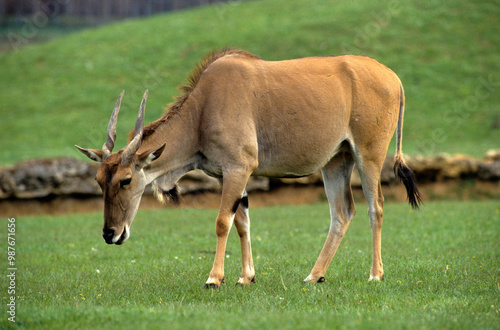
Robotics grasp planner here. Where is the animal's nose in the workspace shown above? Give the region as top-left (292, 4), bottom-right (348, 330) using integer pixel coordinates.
top-left (102, 228), bottom-right (115, 244)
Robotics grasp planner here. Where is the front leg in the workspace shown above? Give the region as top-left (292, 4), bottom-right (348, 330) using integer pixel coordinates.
top-left (205, 170), bottom-right (251, 288)
top-left (234, 191), bottom-right (256, 285)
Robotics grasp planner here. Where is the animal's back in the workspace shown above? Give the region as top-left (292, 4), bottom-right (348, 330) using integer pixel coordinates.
top-left (197, 54), bottom-right (402, 177)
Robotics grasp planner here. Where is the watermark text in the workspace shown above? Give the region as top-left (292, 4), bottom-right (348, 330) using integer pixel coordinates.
top-left (6, 218), bottom-right (16, 323)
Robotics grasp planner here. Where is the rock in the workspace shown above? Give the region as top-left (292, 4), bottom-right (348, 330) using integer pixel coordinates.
top-left (405, 154), bottom-right (479, 182)
top-left (0, 158), bottom-right (100, 199)
top-left (0, 151), bottom-right (498, 200)
top-left (485, 149), bottom-right (500, 162)
top-left (478, 154), bottom-right (500, 180)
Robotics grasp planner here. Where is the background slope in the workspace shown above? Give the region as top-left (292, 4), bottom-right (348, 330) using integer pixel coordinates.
top-left (0, 0), bottom-right (498, 165)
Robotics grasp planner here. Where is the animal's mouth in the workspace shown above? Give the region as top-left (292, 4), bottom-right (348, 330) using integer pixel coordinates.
top-left (103, 225), bottom-right (130, 245)
top-left (114, 231), bottom-right (127, 245)
top-left (115, 225), bottom-right (130, 245)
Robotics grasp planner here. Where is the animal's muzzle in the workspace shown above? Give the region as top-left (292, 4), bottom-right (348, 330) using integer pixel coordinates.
top-left (102, 226), bottom-right (129, 245)
top-left (103, 228), bottom-right (115, 244)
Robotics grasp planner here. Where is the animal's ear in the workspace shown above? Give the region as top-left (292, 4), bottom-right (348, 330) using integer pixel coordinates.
top-left (137, 143), bottom-right (166, 169)
top-left (75, 145), bottom-right (103, 163)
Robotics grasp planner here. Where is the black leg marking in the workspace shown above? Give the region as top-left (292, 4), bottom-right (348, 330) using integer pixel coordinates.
top-left (231, 198), bottom-right (242, 214)
top-left (241, 195), bottom-right (249, 209)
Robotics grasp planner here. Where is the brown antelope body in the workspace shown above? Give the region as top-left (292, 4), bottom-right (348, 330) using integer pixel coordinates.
top-left (76, 49), bottom-right (421, 288)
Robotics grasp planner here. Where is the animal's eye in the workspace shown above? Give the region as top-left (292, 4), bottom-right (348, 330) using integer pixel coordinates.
top-left (120, 177), bottom-right (132, 188)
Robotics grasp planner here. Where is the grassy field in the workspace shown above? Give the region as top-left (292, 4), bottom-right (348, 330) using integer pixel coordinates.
top-left (0, 0), bottom-right (499, 165)
top-left (1, 200), bottom-right (498, 328)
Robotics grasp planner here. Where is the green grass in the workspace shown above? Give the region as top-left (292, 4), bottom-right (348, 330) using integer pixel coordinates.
top-left (0, 0), bottom-right (499, 165)
top-left (1, 200), bottom-right (499, 328)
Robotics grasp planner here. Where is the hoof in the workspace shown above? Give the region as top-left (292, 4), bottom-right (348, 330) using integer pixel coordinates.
top-left (205, 277), bottom-right (225, 289)
top-left (368, 274), bottom-right (385, 281)
top-left (303, 275), bottom-right (325, 283)
top-left (236, 276), bottom-right (256, 286)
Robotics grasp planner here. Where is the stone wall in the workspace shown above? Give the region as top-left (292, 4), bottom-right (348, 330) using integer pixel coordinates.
top-left (0, 151), bottom-right (498, 200)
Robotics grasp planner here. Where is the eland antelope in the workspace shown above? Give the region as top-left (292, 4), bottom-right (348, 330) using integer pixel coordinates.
top-left (76, 49), bottom-right (421, 288)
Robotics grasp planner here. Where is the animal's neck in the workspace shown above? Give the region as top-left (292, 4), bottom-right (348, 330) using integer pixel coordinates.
top-left (140, 99), bottom-right (202, 183)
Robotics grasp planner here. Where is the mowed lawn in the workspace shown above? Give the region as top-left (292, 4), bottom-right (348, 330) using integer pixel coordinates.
top-left (0, 200), bottom-right (498, 329)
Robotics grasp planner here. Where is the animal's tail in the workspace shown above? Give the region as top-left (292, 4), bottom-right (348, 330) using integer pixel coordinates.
top-left (393, 84), bottom-right (422, 209)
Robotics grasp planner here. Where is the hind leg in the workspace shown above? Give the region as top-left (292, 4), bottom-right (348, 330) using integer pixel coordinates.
top-left (355, 157), bottom-right (386, 281)
top-left (304, 150), bottom-right (356, 283)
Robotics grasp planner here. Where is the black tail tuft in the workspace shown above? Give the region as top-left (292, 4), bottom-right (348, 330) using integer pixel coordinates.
top-left (394, 159), bottom-right (422, 210)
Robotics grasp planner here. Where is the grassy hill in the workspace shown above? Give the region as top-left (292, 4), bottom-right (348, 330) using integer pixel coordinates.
top-left (0, 0), bottom-right (498, 165)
